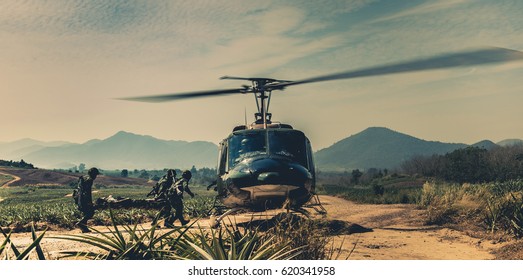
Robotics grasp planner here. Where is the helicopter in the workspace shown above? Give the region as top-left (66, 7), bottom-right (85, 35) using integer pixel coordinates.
top-left (120, 47), bottom-right (523, 222)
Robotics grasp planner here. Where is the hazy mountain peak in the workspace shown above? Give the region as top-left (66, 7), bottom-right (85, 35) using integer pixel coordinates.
top-left (357, 127), bottom-right (413, 139)
top-left (315, 127), bottom-right (467, 171)
top-left (20, 131), bottom-right (218, 169)
top-left (497, 139), bottom-right (523, 147)
top-left (109, 130), bottom-right (143, 139)
top-left (471, 140), bottom-right (498, 150)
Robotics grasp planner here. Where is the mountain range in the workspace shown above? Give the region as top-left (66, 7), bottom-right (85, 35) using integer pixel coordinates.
top-left (314, 127), bottom-right (522, 171)
top-left (1, 128), bottom-right (521, 171)
top-left (0, 131), bottom-right (218, 170)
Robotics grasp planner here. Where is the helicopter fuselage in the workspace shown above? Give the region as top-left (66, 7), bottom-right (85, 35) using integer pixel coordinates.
top-left (215, 124), bottom-right (316, 210)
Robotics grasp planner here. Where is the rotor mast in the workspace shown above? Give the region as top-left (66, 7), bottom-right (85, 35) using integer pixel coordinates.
top-left (221, 76), bottom-right (289, 129)
top-left (251, 79), bottom-right (272, 129)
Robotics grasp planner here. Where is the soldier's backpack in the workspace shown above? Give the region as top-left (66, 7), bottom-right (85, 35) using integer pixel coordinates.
top-left (168, 179), bottom-right (184, 198)
top-left (72, 176), bottom-right (84, 205)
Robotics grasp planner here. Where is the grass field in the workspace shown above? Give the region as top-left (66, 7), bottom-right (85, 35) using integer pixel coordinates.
top-left (1, 183), bottom-right (338, 260)
top-left (316, 174), bottom-right (425, 204)
top-left (0, 184), bottom-right (216, 231)
top-left (0, 173), bottom-right (14, 186)
top-left (318, 184), bottom-right (422, 204)
top-left (3, 168), bottom-right (523, 241)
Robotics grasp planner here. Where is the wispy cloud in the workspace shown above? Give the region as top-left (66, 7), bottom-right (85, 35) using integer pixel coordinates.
top-left (1, 0), bottom-right (522, 147)
top-left (370, 0), bottom-right (468, 24)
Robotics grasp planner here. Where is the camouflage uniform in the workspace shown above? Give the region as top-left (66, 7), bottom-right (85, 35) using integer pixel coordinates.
top-left (164, 171), bottom-right (195, 227)
top-left (155, 170), bottom-right (176, 200)
top-left (155, 170), bottom-right (177, 224)
top-left (76, 168), bottom-right (100, 233)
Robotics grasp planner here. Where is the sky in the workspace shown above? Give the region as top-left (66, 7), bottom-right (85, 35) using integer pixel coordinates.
top-left (1, 0), bottom-right (523, 150)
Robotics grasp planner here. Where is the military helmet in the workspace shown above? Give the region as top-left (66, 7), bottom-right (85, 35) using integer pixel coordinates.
top-left (167, 169), bottom-right (176, 177)
top-left (88, 167), bottom-right (101, 176)
top-left (182, 170), bottom-right (192, 180)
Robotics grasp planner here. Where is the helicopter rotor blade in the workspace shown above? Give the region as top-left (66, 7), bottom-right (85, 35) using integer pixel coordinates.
top-left (221, 76), bottom-right (293, 84)
top-left (116, 88), bottom-right (250, 103)
top-left (118, 47), bottom-right (523, 103)
top-left (276, 47), bottom-right (523, 88)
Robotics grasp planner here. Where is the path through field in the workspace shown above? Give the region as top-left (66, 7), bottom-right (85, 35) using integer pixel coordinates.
top-left (0, 172), bottom-right (21, 188)
top-left (4, 195), bottom-right (504, 260)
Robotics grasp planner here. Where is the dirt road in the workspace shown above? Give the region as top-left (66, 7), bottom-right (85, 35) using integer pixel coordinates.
top-left (318, 195), bottom-right (501, 259)
top-left (3, 195), bottom-right (504, 260)
top-left (0, 172), bottom-right (21, 188)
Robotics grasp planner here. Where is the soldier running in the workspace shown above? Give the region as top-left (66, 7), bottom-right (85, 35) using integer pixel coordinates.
top-left (149, 169), bottom-right (177, 199)
top-left (163, 170), bottom-right (195, 227)
top-left (75, 167), bottom-right (101, 233)
top-left (151, 169), bottom-right (177, 226)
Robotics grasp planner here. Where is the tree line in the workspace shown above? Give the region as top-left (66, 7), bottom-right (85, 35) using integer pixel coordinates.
top-left (0, 159), bottom-right (35, 169)
top-left (401, 145), bottom-right (523, 183)
top-left (107, 166), bottom-right (217, 186)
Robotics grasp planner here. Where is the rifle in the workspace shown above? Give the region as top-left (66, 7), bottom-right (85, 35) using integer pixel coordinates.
top-left (147, 183), bottom-right (160, 197)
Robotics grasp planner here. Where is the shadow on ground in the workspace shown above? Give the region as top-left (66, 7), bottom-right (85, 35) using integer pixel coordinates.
top-left (235, 213), bottom-right (373, 235)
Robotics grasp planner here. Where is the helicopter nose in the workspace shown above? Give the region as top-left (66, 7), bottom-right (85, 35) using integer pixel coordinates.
top-left (257, 172), bottom-right (279, 183)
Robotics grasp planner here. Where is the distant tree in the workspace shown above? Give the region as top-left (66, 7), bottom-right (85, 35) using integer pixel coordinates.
top-left (400, 145), bottom-right (523, 183)
top-left (151, 174), bottom-right (160, 181)
top-left (443, 147), bottom-right (490, 183)
top-left (139, 170), bottom-right (150, 179)
top-left (121, 169), bottom-right (129, 178)
top-left (351, 169), bottom-right (363, 185)
top-left (372, 183), bottom-right (385, 196)
top-left (1, 159), bottom-right (34, 169)
top-left (78, 163), bottom-right (86, 173)
top-left (190, 165), bottom-right (197, 175)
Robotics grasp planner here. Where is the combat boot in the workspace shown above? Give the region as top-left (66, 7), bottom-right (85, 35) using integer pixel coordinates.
top-left (164, 222), bottom-right (175, 228)
top-left (76, 222), bottom-right (91, 233)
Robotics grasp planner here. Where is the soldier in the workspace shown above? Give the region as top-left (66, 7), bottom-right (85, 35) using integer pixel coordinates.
top-left (149, 169), bottom-right (177, 199)
top-left (151, 169), bottom-right (177, 226)
top-left (75, 167), bottom-right (101, 233)
top-left (164, 170), bottom-right (195, 227)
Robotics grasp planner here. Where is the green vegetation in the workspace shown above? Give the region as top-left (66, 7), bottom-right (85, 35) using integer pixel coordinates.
top-left (318, 184), bottom-right (421, 204)
top-left (317, 172), bottom-right (424, 204)
top-left (0, 184), bottom-right (216, 232)
top-left (318, 168), bottom-right (523, 240)
top-left (402, 145), bottom-right (523, 183)
top-left (1, 224), bottom-right (46, 260)
top-left (417, 180), bottom-right (523, 238)
top-left (59, 166), bottom-right (217, 188)
top-left (51, 211), bottom-right (338, 260)
top-left (0, 173), bottom-right (14, 186)
top-left (0, 159), bottom-right (34, 169)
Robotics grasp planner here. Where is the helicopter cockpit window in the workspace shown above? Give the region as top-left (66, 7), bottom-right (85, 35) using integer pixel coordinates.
top-left (228, 132), bottom-right (267, 168)
top-left (268, 131), bottom-right (307, 167)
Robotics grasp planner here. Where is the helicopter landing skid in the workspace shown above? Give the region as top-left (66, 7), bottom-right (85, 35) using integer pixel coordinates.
top-left (209, 207), bottom-right (246, 228)
top-left (303, 194), bottom-right (328, 216)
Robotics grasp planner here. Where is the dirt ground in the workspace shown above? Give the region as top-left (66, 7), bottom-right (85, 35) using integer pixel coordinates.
top-left (318, 195), bottom-right (504, 260)
top-left (3, 195), bottom-right (515, 260)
